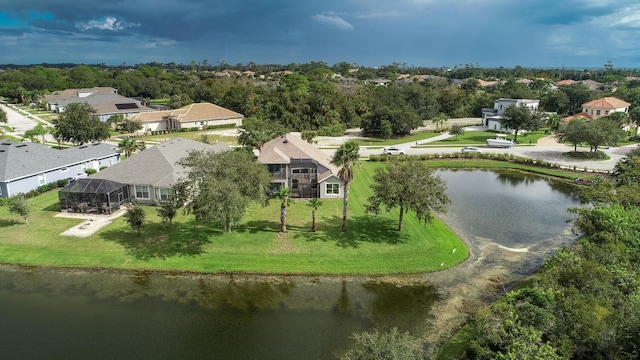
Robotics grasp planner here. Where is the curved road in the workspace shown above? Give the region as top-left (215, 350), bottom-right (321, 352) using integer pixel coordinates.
top-left (324, 127), bottom-right (638, 172)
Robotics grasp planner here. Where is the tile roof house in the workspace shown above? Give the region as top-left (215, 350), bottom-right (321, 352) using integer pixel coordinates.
top-left (581, 97), bottom-right (630, 120)
top-left (91, 137), bottom-right (229, 204)
top-left (562, 112), bottom-right (593, 123)
top-left (44, 87), bottom-right (153, 122)
top-left (128, 102), bottom-right (244, 134)
top-left (0, 141), bottom-right (120, 198)
top-left (257, 133), bottom-right (343, 199)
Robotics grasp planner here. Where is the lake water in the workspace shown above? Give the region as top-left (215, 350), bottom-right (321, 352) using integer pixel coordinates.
top-left (0, 170), bottom-right (583, 359)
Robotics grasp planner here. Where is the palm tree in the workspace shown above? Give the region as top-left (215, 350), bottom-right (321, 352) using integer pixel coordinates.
top-left (306, 198), bottom-right (323, 232)
top-left (331, 141), bottom-right (360, 233)
top-left (433, 113), bottom-right (448, 131)
top-left (118, 136), bottom-right (142, 158)
top-left (274, 187), bottom-right (294, 233)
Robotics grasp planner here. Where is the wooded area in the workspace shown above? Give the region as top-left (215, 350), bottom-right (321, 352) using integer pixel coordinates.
top-left (3, 62), bottom-right (640, 138)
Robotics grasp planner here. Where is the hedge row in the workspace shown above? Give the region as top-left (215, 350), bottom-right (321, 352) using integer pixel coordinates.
top-left (0, 178), bottom-right (69, 206)
top-left (369, 152), bottom-right (611, 174)
top-left (149, 123), bottom-right (236, 136)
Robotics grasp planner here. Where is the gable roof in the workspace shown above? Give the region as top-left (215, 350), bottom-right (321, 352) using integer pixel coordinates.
top-left (0, 142), bottom-right (119, 182)
top-left (582, 96), bottom-right (631, 109)
top-left (562, 112), bottom-right (593, 122)
top-left (257, 133), bottom-right (340, 183)
top-left (91, 137), bottom-right (229, 187)
top-left (130, 102), bottom-right (243, 123)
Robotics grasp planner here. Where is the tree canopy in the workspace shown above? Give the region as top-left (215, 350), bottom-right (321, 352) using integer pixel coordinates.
top-left (53, 102), bottom-right (110, 145)
top-left (500, 104), bottom-right (541, 144)
top-left (178, 149), bottom-right (272, 232)
top-left (366, 160), bottom-right (450, 232)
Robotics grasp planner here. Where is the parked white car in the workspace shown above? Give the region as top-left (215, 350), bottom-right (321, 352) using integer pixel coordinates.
top-left (383, 146), bottom-right (406, 155)
top-left (461, 147), bottom-right (482, 153)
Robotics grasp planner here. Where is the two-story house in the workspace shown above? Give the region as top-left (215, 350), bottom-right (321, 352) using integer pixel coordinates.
top-left (581, 97), bottom-right (630, 120)
top-left (482, 98), bottom-right (540, 132)
top-left (257, 134), bottom-right (343, 199)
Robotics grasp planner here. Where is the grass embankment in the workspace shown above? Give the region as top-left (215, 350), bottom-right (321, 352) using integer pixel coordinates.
top-left (0, 162), bottom-right (468, 275)
top-left (424, 130), bottom-right (548, 146)
top-left (350, 131), bottom-right (442, 148)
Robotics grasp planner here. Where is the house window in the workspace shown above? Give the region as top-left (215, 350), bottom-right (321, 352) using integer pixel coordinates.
top-left (596, 110), bottom-right (601, 116)
top-left (326, 183), bottom-right (339, 195)
top-left (158, 188), bottom-right (173, 201)
top-left (60, 167), bottom-right (68, 172)
top-left (605, 110), bottom-right (609, 115)
top-left (267, 164), bottom-right (282, 173)
top-left (38, 173), bottom-right (46, 186)
top-left (135, 185), bottom-right (150, 199)
top-left (291, 179), bottom-right (298, 189)
top-left (0, 187), bottom-right (3, 196)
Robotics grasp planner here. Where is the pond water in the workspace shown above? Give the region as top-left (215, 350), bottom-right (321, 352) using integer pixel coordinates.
top-left (0, 170), bottom-right (583, 359)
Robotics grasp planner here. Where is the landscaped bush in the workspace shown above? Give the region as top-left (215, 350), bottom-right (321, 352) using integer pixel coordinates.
top-left (318, 123), bottom-right (346, 137)
top-left (84, 168), bottom-right (97, 175)
top-left (206, 123), bottom-right (236, 130)
top-left (99, 166), bottom-right (108, 170)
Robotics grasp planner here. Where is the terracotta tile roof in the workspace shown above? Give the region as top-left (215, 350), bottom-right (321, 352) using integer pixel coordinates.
top-left (555, 79), bottom-right (575, 86)
top-left (562, 112), bottom-right (593, 122)
top-left (257, 133), bottom-right (340, 182)
top-left (582, 96), bottom-right (630, 109)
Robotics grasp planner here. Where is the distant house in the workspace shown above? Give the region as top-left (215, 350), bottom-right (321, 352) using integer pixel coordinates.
top-left (581, 97), bottom-right (630, 120)
top-left (128, 102), bottom-right (244, 134)
top-left (482, 98), bottom-right (540, 132)
top-left (562, 112), bottom-right (593, 123)
top-left (257, 134), bottom-right (343, 199)
top-left (90, 137), bottom-right (229, 205)
top-left (44, 87), bottom-right (153, 122)
top-left (370, 78), bottom-right (392, 86)
top-left (0, 141), bottom-right (120, 198)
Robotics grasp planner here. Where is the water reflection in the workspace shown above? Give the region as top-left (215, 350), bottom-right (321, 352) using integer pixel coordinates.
top-left (0, 169), bottom-right (585, 359)
top-left (437, 169), bottom-right (582, 248)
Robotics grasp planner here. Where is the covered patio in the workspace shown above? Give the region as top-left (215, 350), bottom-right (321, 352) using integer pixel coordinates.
top-left (58, 178), bottom-right (130, 215)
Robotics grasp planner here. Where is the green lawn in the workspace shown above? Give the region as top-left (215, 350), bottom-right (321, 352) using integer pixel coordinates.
top-left (426, 130), bottom-right (548, 146)
top-left (350, 131), bottom-right (443, 147)
top-left (136, 129), bottom-right (239, 145)
top-left (0, 162), bottom-right (468, 275)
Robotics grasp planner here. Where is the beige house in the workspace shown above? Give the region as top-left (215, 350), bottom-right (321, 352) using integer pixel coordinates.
top-left (45, 87), bottom-right (153, 121)
top-left (129, 102), bottom-right (244, 133)
top-left (257, 133), bottom-right (343, 199)
top-left (581, 97), bottom-right (630, 120)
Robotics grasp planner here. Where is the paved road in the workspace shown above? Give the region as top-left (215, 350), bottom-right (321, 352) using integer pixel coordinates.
top-left (324, 127), bottom-right (638, 172)
top-left (1, 104), bottom-right (57, 142)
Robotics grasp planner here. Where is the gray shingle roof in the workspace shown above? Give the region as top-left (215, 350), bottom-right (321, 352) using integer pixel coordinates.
top-left (0, 142), bottom-right (120, 182)
top-left (90, 137), bottom-right (229, 187)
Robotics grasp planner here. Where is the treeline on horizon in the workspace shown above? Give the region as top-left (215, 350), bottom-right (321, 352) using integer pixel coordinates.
top-left (3, 61), bottom-right (640, 138)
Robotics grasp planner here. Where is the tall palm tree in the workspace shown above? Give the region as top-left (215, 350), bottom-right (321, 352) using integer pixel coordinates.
top-left (331, 141), bottom-right (360, 233)
top-left (274, 187), bottom-right (294, 233)
top-left (306, 198), bottom-right (323, 232)
top-left (433, 113), bottom-right (448, 131)
top-left (118, 136), bottom-right (142, 158)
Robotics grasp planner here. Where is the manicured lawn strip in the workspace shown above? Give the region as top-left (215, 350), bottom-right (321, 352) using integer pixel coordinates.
top-left (0, 162), bottom-right (468, 275)
top-left (427, 130), bottom-right (548, 146)
top-left (350, 131), bottom-right (442, 147)
top-left (417, 158), bottom-right (593, 179)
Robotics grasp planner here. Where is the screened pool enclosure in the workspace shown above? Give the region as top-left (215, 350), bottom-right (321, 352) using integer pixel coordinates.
top-left (58, 178), bottom-right (130, 215)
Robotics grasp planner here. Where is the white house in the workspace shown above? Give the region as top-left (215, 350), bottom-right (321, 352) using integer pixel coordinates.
top-left (482, 98), bottom-right (540, 132)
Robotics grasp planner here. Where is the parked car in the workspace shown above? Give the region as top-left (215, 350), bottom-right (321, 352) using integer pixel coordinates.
top-left (461, 147), bottom-right (482, 153)
top-left (383, 146), bottom-right (406, 155)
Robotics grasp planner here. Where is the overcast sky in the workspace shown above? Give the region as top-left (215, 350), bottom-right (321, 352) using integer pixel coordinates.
top-left (2, 0), bottom-right (640, 69)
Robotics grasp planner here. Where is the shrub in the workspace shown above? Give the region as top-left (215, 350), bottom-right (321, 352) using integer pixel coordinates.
top-left (56, 179), bottom-right (69, 187)
top-left (84, 168), bottom-right (97, 175)
top-left (99, 166), bottom-right (108, 171)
